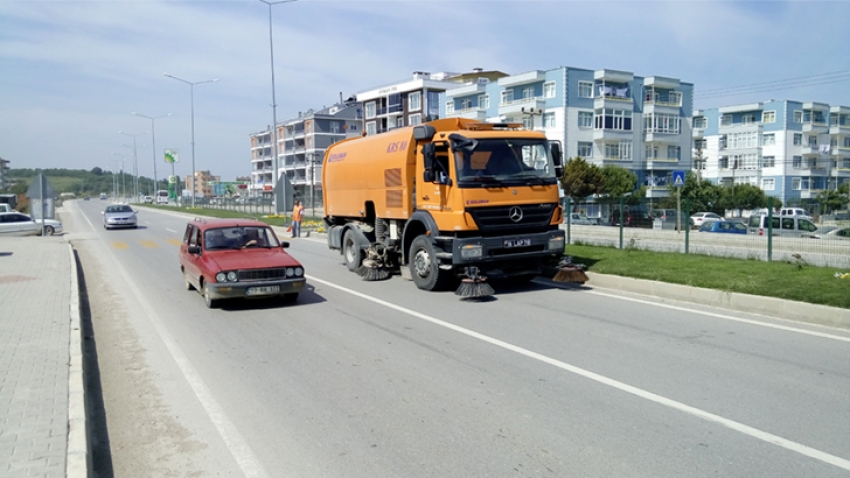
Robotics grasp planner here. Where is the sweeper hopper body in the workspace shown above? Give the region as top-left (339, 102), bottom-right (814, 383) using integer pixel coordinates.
top-left (322, 118), bottom-right (566, 291)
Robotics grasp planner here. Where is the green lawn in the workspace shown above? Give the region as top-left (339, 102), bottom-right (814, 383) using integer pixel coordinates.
top-left (137, 204), bottom-right (849, 309)
top-left (565, 244), bottom-right (850, 309)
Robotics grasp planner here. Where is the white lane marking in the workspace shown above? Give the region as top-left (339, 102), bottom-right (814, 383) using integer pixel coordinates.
top-left (586, 289), bottom-right (850, 343)
top-left (166, 228), bottom-right (177, 233)
top-left (307, 274), bottom-right (850, 472)
top-left (77, 204), bottom-right (268, 478)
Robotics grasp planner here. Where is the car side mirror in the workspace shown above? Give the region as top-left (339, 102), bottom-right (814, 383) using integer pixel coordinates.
top-left (281, 241), bottom-right (290, 249)
top-left (188, 245), bottom-right (201, 254)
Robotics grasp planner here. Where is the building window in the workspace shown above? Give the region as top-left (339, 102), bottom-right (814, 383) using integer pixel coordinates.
top-left (720, 115), bottom-right (732, 127)
top-left (366, 121), bottom-right (376, 136)
top-left (543, 112), bottom-right (555, 128)
top-left (763, 111), bottom-right (775, 123)
top-left (479, 94), bottom-right (489, 110)
top-left (845, 137), bottom-right (850, 148)
top-left (808, 135), bottom-right (817, 147)
top-left (397, 117), bottom-right (404, 128)
top-left (794, 110), bottom-right (803, 123)
top-left (522, 116), bottom-right (534, 129)
top-left (594, 108), bottom-right (632, 131)
top-left (742, 113), bottom-right (755, 125)
top-left (543, 82), bottom-right (556, 98)
top-left (668, 91), bottom-right (682, 106)
top-left (501, 89), bottom-right (514, 105)
top-left (792, 178), bottom-right (802, 190)
top-left (446, 101), bottom-right (454, 114)
top-left (578, 111), bottom-right (593, 128)
top-left (644, 113), bottom-right (680, 134)
top-left (522, 87), bottom-right (534, 99)
top-left (762, 156), bottom-right (775, 167)
top-left (761, 178), bottom-right (775, 190)
top-left (578, 81), bottom-right (593, 98)
top-left (604, 141), bottom-right (632, 160)
top-left (578, 142), bottom-right (593, 158)
top-left (719, 156), bottom-right (729, 169)
top-left (408, 92), bottom-right (421, 112)
top-left (794, 133), bottom-right (803, 145)
top-left (460, 98), bottom-right (472, 110)
top-left (762, 133), bottom-right (775, 146)
top-left (693, 116), bottom-right (706, 129)
top-left (793, 155), bottom-right (802, 168)
top-left (365, 102), bottom-right (376, 119)
top-left (408, 114), bottom-right (422, 126)
top-left (329, 121), bottom-right (340, 134)
top-left (667, 145), bottom-right (680, 160)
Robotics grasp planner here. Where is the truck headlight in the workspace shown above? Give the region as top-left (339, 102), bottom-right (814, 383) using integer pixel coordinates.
top-left (548, 236), bottom-right (565, 252)
top-left (461, 244), bottom-right (483, 259)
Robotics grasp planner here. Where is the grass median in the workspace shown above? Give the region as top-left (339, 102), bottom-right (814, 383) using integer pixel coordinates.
top-left (140, 204), bottom-right (848, 309)
top-left (566, 244), bottom-right (849, 309)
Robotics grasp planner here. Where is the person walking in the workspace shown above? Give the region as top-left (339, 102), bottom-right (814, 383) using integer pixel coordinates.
top-left (291, 199), bottom-right (304, 238)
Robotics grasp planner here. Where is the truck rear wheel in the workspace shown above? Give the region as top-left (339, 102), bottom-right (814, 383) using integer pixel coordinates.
top-left (409, 235), bottom-right (455, 291)
top-left (343, 229), bottom-right (364, 273)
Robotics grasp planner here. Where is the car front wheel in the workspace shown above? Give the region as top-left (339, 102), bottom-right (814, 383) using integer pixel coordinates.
top-left (202, 283), bottom-right (219, 308)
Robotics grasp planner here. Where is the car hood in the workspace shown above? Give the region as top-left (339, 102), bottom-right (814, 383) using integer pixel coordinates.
top-left (205, 249), bottom-right (301, 270)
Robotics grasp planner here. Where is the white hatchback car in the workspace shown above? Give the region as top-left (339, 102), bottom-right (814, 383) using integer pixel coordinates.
top-left (690, 212), bottom-right (723, 229)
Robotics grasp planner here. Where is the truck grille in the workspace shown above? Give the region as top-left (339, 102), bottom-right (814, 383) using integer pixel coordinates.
top-left (238, 268), bottom-right (286, 282)
top-left (466, 203), bottom-right (556, 235)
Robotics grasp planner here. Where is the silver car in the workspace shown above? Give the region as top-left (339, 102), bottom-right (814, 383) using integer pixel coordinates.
top-left (102, 204), bottom-right (138, 229)
top-left (0, 212), bottom-right (63, 236)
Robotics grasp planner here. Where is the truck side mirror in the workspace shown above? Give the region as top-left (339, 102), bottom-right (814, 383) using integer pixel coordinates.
top-left (421, 143), bottom-right (435, 182)
top-left (550, 141), bottom-right (564, 178)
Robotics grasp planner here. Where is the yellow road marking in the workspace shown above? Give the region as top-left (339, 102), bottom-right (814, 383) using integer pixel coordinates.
top-left (139, 240), bottom-right (158, 248)
top-left (166, 238), bottom-right (183, 247)
top-left (112, 241), bottom-right (129, 250)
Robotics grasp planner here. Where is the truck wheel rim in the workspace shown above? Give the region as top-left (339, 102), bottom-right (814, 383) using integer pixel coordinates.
top-left (413, 249), bottom-right (430, 278)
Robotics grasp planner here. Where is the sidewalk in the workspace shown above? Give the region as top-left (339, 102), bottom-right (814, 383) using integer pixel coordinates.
top-left (0, 236), bottom-right (88, 477)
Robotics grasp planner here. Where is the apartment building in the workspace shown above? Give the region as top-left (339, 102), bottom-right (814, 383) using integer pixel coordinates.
top-left (441, 67), bottom-right (694, 201)
top-left (184, 170), bottom-right (219, 198)
top-left (693, 101), bottom-right (850, 205)
top-left (249, 102), bottom-right (361, 206)
top-left (0, 157), bottom-right (9, 190)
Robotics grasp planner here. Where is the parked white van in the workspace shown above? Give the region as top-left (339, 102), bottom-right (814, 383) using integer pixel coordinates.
top-left (747, 214), bottom-right (818, 237)
top-left (778, 207), bottom-right (813, 221)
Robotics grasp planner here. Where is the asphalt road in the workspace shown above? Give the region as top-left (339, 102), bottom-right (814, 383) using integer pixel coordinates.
top-left (64, 200), bottom-right (850, 477)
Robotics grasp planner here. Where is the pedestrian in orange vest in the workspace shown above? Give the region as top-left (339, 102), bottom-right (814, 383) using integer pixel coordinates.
top-left (291, 199), bottom-right (304, 238)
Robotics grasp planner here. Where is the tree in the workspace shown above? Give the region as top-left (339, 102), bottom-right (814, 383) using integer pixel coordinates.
top-left (721, 183), bottom-right (766, 212)
top-left (91, 166), bottom-right (103, 175)
top-left (559, 157), bottom-right (603, 205)
top-left (674, 171), bottom-right (724, 214)
top-left (599, 165), bottom-right (637, 201)
top-left (815, 187), bottom-right (850, 214)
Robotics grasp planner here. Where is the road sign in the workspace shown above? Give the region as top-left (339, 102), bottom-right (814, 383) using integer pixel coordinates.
top-left (168, 175), bottom-right (177, 184)
top-left (673, 170), bottom-right (685, 187)
top-left (164, 149), bottom-right (179, 163)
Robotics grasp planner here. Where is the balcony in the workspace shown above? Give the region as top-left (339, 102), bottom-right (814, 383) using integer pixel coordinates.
top-left (498, 70), bottom-right (546, 88)
top-left (643, 102), bottom-right (680, 116)
top-left (829, 124), bottom-right (850, 135)
top-left (498, 96), bottom-right (545, 116)
top-left (802, 122), bottom-right (828, 134)
top-left (646, 158), bottom-right (680, 170)
top-left (644, 131), bottom-right (680, 143)
top-left (594, 69), bottom-right (634, 83)
top-left (831, 146), bottom-right (850, 156)
top-left (446, 82), bottom-right (487, 98)
top-left (593, 129), bottom-right (633, 142)
top-left (644, 76), bottom-right (680, 89)
top-left (449, 107), bottom-right (487, 121)
top-left (800, 189), bottom-right (825, 199)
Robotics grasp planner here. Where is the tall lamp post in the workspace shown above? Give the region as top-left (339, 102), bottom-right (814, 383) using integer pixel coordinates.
top-left (109, 153), bottom-right (126, 200)
top-left (260, 0), bottom-right (298, 216)
top-left (133, 112), bottom-right (171, 195)
top-left (164, 73), bottom-right (219, 208)
top-left (119, 131), bottom-right (147, 201)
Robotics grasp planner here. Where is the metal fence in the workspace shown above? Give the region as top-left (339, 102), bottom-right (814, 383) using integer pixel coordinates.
top-left (563, 197), bottom-right (850, 269)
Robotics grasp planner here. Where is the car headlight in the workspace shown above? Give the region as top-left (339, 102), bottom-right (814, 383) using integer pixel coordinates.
top-left (286, 267), bottom-right (295, 277)
top-left (216, 272), bottom-right (227, 282)
top-left (226, 271), bottom-right (238, 282)
top-left (295, 267), bottom-right (303, 277)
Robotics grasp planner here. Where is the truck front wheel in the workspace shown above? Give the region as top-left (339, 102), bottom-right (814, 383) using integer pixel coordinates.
top-left (343, 229), bottom-right (364, 273)
top-left (409, 235), bottom-right (455, 291)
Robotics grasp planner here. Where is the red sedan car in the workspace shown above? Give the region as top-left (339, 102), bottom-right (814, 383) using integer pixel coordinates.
top-left (179, 217), bottom-right (306, 308)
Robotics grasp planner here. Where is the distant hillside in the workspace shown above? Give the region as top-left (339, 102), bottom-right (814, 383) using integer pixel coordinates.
top-left (3, 167), bottom-right (166, 198)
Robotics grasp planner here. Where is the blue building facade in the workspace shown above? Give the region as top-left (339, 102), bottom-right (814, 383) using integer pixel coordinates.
top-left (693, 101), bottom-right (850, 205)
top-left (440, 66), bottom-right (695, 199)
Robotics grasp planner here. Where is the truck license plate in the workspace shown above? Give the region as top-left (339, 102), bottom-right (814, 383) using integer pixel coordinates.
top-left (504, 238), bottom-right (531, 248)
top-left (246, 286), bottom-right (280, 296)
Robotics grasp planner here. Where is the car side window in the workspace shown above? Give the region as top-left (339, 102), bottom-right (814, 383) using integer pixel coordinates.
top-left (799, 220), bottom-right (816, 232)
top-left (194, 228), bottom-right (203, 248)
top-left (183, 225), bottom-right (194, 244)
top-left (782, 218), bottom-right (794, 230)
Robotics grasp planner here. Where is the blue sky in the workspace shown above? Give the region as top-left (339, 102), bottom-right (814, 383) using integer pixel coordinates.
top-left (2, 0), bottom-right (850, 181)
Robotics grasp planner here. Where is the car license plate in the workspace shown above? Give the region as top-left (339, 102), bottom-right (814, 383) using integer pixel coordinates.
top-left (246, 286), bottom-right (280, 296)
top-left (504, 238), bottom-right (531, 248)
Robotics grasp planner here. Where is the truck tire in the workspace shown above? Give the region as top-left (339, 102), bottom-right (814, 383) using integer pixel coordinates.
top-left (343, 229), bottom-right (364, 273)
top-left (409, 235), bottom-right (454, 291)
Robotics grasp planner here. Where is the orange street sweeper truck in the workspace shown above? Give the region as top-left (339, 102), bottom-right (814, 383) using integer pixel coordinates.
top-left (322, 118), bottom-right (567, 293)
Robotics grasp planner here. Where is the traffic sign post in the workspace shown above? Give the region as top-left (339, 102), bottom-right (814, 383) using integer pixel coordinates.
top-left (673, 170), bottom-right (685, 232)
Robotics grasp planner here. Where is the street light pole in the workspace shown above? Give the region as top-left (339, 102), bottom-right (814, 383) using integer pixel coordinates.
top-left (260, 0), bottom-right (298, 216)
top-left (109, 153), bottom-right (126, 200)
top-left (119, 131), bottom-right (147, 201)
top-left (164, 73), bottom-right (219, 208)
top-left (133, 112), bottom-right (171, 196)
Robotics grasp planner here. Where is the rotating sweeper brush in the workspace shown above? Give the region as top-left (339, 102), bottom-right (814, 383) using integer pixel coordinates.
top-left (455, 266), bottom-right (494, 299)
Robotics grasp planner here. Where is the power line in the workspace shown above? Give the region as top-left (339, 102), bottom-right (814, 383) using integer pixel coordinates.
top-left (695, 70), bottom-right (850, 100)
top-left (697, 69), bottom-right (850, 95)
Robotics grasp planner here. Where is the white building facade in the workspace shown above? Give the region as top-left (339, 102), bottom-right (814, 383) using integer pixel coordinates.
top-left (693, 100), bottom-right (850, 205)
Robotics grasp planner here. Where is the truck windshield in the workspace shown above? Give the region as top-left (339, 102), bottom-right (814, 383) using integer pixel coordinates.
top-left (451, 136), bottom-right (556, 187)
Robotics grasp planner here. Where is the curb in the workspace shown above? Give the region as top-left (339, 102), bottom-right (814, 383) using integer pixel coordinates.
top-left (65, 242), bottom-right (91, 477)
top-left (583, 271), bottom-right (850, 330)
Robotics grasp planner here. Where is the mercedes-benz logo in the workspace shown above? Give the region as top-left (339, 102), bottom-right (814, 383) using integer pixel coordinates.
top-left (508, 206), bottom-right (523, 223)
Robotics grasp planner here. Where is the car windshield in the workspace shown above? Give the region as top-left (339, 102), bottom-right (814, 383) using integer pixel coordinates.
top-left (106, 205), bottom-right (132, 213)
top-left (204, 226), bottom-right (280, 250)
top-left (450, 135), bottom-right (556, 187)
